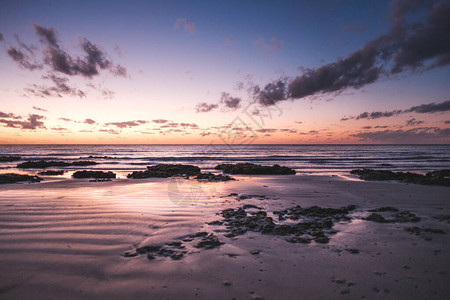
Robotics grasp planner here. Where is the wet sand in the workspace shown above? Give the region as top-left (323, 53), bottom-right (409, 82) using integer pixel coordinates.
top-left (0, 175), bottom-right (449, 299)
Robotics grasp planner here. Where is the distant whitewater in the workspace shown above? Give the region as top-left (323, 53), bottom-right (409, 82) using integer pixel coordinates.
top-left (0, 144), bottom-right (449, 175)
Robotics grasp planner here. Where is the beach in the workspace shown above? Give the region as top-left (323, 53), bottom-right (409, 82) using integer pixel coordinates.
top-left (0, 174), bottom-right (449, 299)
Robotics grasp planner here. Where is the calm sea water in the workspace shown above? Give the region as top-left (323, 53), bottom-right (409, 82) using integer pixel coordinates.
top-left (0, 144), bottom-right (449, 175)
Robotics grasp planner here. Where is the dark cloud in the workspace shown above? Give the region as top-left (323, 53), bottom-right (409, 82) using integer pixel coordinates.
top-left (255, 128), bottom-right (277, 133)
top-left (196, 102), bottom-right (219, 113)
top-left (342, 100), bottom-right (450, 121)
top-left (84, 118), bottom-right (97, 125)
top-left (362, 126), bottom-right (372, 129)
top-left (245, 1), bottom-right (450, 106)
top-left (7, 47), bottom-right (42, 70)
top-left (375, 125), bottom-right (389, 128)
top-left (0, 111), bottom-right (21, 119)
top-left (220, 92), bottom-right (241, 109)
top-left (252, 79), bottom-right (288, 106)
top-left (406, 118), bottom-right (424, 126)
top-left (405, 100), bottom-right (450, 113)
top-left (351, 127), bottom-right (450, 142)
top-left (0, 114), bottom-right (46, 130)
top-left (32, 106), bottom-right (47, 112)
top-left (279, 128), bottom-right (297, 133)
top-left (6, 24), bottom-right (127, 98)
top-left (152, 119), bottom-right (168, 124)
top-left (105, 120), bottom-right (148, 128)
top-left (355, 110), bottom-right (403, 120)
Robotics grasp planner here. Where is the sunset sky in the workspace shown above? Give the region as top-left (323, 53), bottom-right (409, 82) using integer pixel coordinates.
top-left (0, 0), bottom-right (449, 144)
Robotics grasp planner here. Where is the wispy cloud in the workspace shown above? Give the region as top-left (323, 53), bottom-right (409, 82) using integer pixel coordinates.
top-left (195, 102), bottom-right (218, 113)
top-left (174, 18), bottom-right (196, 34)
top-left (253, 38), bottom-right (283, 52)
top-left (0, 114), bottom-right (46, 130)
top-left (105, 120), bottom-right (148, 128)
top-left (351, 127), bottom-right (450, 143)
top-left (341, 100), bottom-right (450, 121)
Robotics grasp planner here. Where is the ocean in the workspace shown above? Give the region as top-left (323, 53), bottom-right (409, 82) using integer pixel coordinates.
top-left (0, 144), bottom-right (449, 176)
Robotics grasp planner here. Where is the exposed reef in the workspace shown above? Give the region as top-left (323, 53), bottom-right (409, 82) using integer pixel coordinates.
top-left (215, 163), bottom-right (296, 175)
top-left (73, 170), bottom-right (116, 179)
top-left (127, 164), bottom-right (201, 179)
top-left (350, 169), bottom-right (450, 186)
top-left (0, 173), bottom-right (42, 184)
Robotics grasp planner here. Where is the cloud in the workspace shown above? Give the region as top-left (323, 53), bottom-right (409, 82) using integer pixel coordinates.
top-left (362, 126), bottom-right (372, 129)
top-left (0, 114), bottom-right (46, 130)
top-left (0, 33), bottom-right (3, 41)
top-left (6, 24), bottom-right (127, 98)
top-left (255, 128), bottom-right (277, 133)
top-left (174, 18), bottom-right (196, 34)
top-left (51, 127), bottom-right (67, 131)
top-left (180, 123), bottom-right (199, 129)
top-left (84, 118), bottom-right (97, 125)
top-left (196, 102), bottom-right (219, 113)
top-left (105, 120), bottom-right (148, 128)
top-left (279, 128), bottom-right (298, 133)
top-left (247, 1), bottom-right (450, 106)
top-left (0, 111), bottom-right (21, 119)
top-left (7, 47), bottom-right (42, 70)
top-left (99, 129), bottom-right (120, 134)
top-left (405, 100), bottom-right (450, 113)
top-left (220, 92), bottom-right (241, 110)
top-left (351, 127), bottom-right (450, 143)
top-left (342, 100), bottom-right (450, 121)
top-left (253, 38), bottom-right (283, 52)
top-left (32, 106), bottom-right (47, 112)
top-left (58, 117), bottom-right (73, 122)
top-left (160, 122), bottom-right (179, 128)
top-left (445, 120), bottom-right (450, 124)
top-left (406, 118), bottom-right (424, 126)
top-left (152, 119), bottom-right (168, 124)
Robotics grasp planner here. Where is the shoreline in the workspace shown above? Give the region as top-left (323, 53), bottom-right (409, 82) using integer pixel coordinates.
top-left (0, 174), bottom-right (449, 299)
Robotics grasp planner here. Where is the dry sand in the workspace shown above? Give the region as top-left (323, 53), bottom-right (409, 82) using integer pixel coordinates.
top-left (0, 175), bottom-right (449, 299)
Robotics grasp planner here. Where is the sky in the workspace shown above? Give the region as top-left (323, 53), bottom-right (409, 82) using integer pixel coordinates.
top-left (0, 0), bottom-right (449, 144)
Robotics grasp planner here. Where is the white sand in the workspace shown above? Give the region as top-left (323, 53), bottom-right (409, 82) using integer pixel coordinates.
top-left (0, 175), bottom-right (449, 299)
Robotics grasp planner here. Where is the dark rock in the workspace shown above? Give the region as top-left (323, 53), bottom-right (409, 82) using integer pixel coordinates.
top-left (195, 233), bottom-right (223, 249)
top-left (369, 207), bottom-right (399, 212)
top-left (207, 220), bottom-right (224, 226)
top-left (127, 164), bottom-right (201, 179)
top-left (434, 215), bottom-right (450, 223)
top-left (0, 173), bottom-right (42, 184)
top-left (73, 170), bottom-right (116, 179)
top-left (0, 156), bottom-right (21, 162)
top-left (89, 178), bottom-right (112, 182)
top-left (215, 163), bottom-right (295, 175)
top-left (364, 210), bottom-right (420, 223)
top-left (38, 170), bottom-right (64, 175)
top-left (363, 213), bottom-right (388, 223)
top-left (345, 248), bottom-right (360, 254)
top-left (17, 160), bottom-right (97, 168)
top-left (228, 193), bottom-right (238, 196)
top-left (423, 228), bottom-right (446, 234)
top-left (350, 168), bottom-right (450, 186)
top-left (195, 172), bottom-right (235, 182)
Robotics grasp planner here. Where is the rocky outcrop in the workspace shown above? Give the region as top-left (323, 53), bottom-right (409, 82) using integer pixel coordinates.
top-left (195, 172), bottom-right (235, 182)
top-left (215, 163), bottom-right (295, 175)
top-left (38, 170), bottom-right (65, 175)
top-left (0, 156), bottom-right (21, 162)
top-left (127, 164), bottom-right (201, 179)
top-left (350, 169), bottom-right (450, 186)
top-left (72, 170), bottom-right (116, 179)
top-left (0, 173), bottom-right (42, 184)
top-left (17, 160), bottom-right (98, 168)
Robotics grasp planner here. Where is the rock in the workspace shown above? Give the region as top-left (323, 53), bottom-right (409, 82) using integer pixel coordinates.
top-left (406, 227), bottom-right (421, 235)
top-left (17, 160), bottom-right (98, 168)
top-left (0, 173), bottom-right (42, 184)
top-left (223, 280), bottom-right (232, 287)
top-left (215, 163), bottom-right (295, 175)
top-left (364, 213), bottom-right (388, 223)
top-left (350, 168), bottom-right (450, 186)
top-left (127, 164), bottom-right (201, 179)
top-left (194, 233), bottom-right (223, 249)
top-left (369, 207), bottom-right (399, 212)
top-left (195, 172), bottom-right (236, 182)
top-left (228, 193), bottom-right (238, 196)
top-left (73, 170), bottom-right (116, 179)
top-left (38, 170), bottom-right (64, 175)
top-left (345, 248), bottom-right (360, 254)
top-left (0, 156), bottom-right (21, 162)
